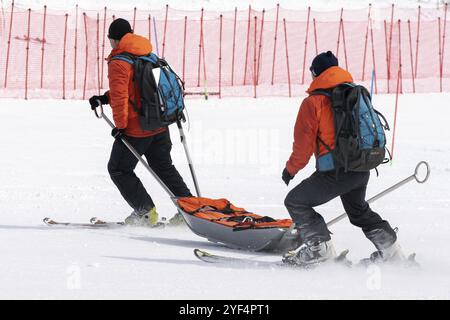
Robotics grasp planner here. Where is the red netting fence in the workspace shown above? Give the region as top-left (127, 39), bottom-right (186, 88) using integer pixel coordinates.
top-left (0, 2), bottom-right (449, 99)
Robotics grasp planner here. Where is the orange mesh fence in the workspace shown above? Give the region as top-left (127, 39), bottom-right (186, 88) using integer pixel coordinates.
top-left (0, 3), bottom-right (449, 99)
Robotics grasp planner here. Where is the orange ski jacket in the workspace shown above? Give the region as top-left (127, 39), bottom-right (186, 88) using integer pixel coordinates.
top-left (286, 66), bottom-right (354, 176)
top-left (106, 33), bottom-right (166, 138)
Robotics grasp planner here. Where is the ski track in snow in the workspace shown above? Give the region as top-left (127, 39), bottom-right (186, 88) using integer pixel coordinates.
top-left (0, 92), bottom-right (449, 299)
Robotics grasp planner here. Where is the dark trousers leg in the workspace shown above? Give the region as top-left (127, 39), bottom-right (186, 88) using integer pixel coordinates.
top-left (144, 130), bottom-right (192, 198)
top-left (284, 170), bottom-right (396, 246)
top-left (284, 171), bottom-right (343, 243)
top-left (340, 173), bottom-right (397, 250)
top-left (107, 136), bottom-right (155, 213)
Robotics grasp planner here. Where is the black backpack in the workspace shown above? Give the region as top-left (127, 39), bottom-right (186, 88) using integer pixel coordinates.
top-left (312, 83), bottom-right (391, 173)
top-left (109, 52), bottom-right (185, 131)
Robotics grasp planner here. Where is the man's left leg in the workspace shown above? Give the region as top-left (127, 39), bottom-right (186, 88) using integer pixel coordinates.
top-left (341, 171), bottom-right (404, 262)
top-left (144, 130), bottom-right (192, 225)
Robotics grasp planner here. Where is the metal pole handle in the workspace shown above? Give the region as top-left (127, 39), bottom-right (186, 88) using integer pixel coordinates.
top-left (326, 161), bottom-right (431, 227)
top-left (177, 119), bottom-right (202, 197)
top-left (95, 101), bottom-right (176, 199)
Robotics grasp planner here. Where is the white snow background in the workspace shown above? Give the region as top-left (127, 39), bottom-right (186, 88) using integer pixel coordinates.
top-left (0, 0), bottom-right (449, 299)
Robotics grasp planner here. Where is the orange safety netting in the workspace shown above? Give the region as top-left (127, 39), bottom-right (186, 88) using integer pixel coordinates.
top-left (0, 3), bottom-right (449, 99)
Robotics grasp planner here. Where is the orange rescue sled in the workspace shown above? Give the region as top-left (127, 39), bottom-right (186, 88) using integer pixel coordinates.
top-left (176, 197), bottom-right (301, 252)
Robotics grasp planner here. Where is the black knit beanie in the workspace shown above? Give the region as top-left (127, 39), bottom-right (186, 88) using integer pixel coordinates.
top-left (108, 18), bottom-right (132, 40)
top-left (310, 51), bottom-right (339, 76)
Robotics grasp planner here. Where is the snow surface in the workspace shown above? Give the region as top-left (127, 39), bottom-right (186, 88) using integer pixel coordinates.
top-left (0, 92), bottom-right (449, 299)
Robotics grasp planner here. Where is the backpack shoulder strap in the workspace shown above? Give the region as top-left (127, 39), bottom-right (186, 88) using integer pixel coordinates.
top-left (109, 52), bottom-right (137, 65)
top-left (309, 89), bottom-right (332, 97)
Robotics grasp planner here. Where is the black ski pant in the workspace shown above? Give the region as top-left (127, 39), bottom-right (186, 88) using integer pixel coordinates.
top-left (284, 170), bottom-right (397, 250)
top-left (107, 130), bottom-right (192, 213)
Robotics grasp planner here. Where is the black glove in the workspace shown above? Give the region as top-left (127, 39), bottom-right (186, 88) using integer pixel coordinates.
top-left (282, 168), bottom-right (294, 186)
top-left (111, 128), bottom-right (125, 139)
top-left (89, 94), bottom-right (108, 110)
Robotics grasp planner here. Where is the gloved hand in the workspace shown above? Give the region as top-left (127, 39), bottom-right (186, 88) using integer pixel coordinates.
top-left (111, 128), bottom-right (125, 139)
top-left (89, 94), bottom-right (109, 110)
top-left (282, 168), bottom-right (294, 186)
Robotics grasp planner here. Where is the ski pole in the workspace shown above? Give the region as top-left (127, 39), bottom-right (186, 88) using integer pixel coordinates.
top-left (94, 102), bottom-right (176, 199)
top-left (176, 119), bottom-right (201, 197)
top-left (370, 69), bottom-right (375, 97)
top-left (326, 161), bottom-right (430, 227)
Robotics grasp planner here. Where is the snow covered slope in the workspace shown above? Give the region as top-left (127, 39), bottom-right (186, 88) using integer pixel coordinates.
top-left (0, 93), bottom-right (449, 299)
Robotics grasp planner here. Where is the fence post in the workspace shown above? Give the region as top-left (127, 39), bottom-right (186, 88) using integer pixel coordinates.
top-left (219, 14), bottom-right (223, 99)
top-left (271, 3), bottom-right (280, 85)
top-left (362, 4), bottom-right (372, 81)
top-left (301, 7), bottom-right (310, 85)
top-left (283, 18), bottom-right (291, 97)
top-left (74, 5), bottom-right (79, 90)
top-left (341, 15), bottom-right (349, 70)
top-left (388, 4), bottom-right (395, 93)
top-left (25, 8), bottom-right (31, 99)
top-left (370, 18), bottom-right (378, 94)
top-left (398, 19), bottom-right (403, 94)
top-left (101, 7), bottom-right (107, 89)
top-left (390, 69), bottom-right (401, 161)
top-left (182, 16), bottom-right (187, 83)
top-left (439, 17), bottom-right (442, 92)
top-left (96, 13), bottom-right (100, 95)
top-left (256, 9), bottom-right (265, 85)
top-left (313, 18), bottom-right (318, 55)
top-left (82, 12), bottom-right (89, 100)
top-left (440, 3), bottom-right (447, 93)
top-left (253, 16), bottom-right (257, 98)
top-left (40, 5), bottom-right (47, 89)
top-left (407, 20), bottom-right (416, 93)
top-left (197, 8), bottom-right (203, 87)
top-left (231, 7), bottom-right (237, 86)
top-left (148, 14), bottom-right (151, 43)
top-left (336, 8), bottom-right (343, 58)
top-left (63, 13), bottom-right (68, 99)
top-left (243, 5), bottom-right (251, 85)
top-left (415, 6), bottom-right (421, 79)
top-left (4, 0), bottom-right (14, 88)
top-left (162, 4), bottom-right (168, 59)
top-left (152, 16), bottom-right (159, 55)
top-left (384, 20), bottom-right (389, 93)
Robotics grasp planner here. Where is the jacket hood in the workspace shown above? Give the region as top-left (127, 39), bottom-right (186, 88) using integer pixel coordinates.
top-left (306, 66), bottom-right (353, 94)
top-left (108, 33), bottom-right (152, 60)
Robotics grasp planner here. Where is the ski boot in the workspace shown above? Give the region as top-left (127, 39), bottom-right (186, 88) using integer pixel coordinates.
top-left (168, 212), bottom-right (186, 226)
top-left (124, 207), bottom-right (159, 227)
top-left (360, 242), bottom-right (412, 266)
top-left (282, 240), bottom-right (336, 267)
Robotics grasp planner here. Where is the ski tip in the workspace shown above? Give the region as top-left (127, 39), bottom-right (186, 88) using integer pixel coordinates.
top-left (43, 217), bottom-right (55, 225)
top-left (194, 248), bottom-right (210, 258)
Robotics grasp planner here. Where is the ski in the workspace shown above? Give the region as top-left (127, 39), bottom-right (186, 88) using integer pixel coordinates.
top-left (90, 217), bottom-right (166, 229)
top-left (358, 252), bottom-right (420, 268)
top-left (193, 248), bottom-right (352, 269)
top-left (42, 217), bottom-right (166, 229)
top-left (43, 217), bottom-right (125, 229)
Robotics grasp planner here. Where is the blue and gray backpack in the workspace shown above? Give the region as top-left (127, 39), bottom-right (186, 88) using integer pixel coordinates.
top-left (110, 52), bottom-right (185, 131)
top-left (312, 83), bottom-right (391, 173)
